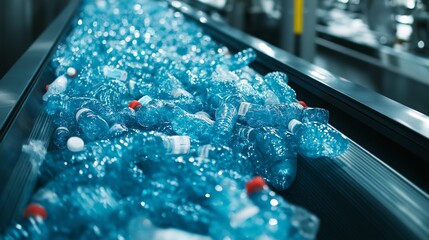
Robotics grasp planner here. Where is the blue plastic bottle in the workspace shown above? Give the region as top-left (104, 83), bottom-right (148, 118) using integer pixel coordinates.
top-left (196, 144), bottom-right (253, 181)
top-left (211, 103), bottom-right (238, 144)
top-left (102, 66), bottom-right (128, 81)
top-left (245, 176), bottom-right (291, 239)
top-left (75, 108), bottom-right (110, 141)
top-left (90, 79), bottom-right (129, 107)
top-left (226, 48), bottom-right (257, 71)
top-left (52, 127), bottom-right (71, 149)
top-left (169, 107), bottom-right (213, 142)
top-left (42, 75), bottom-right (69, 101)
top-left (285, 205), bottom-right (320, 240)
top-left (238, 126), bottom-right (298, 190)
top-left (301, 107), bottom-right (329, 124)
top-left (155, 72), bottom-right (192, 99)
top-left (288, 119), bottom-right (349, 158)
top-left (2, 204), bottom-right (49, 240)
top-left (263, 72), bottom-right (296, 103)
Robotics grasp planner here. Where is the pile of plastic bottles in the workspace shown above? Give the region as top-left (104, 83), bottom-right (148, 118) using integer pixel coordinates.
top-left (3, 0), bottom-right (349, 239)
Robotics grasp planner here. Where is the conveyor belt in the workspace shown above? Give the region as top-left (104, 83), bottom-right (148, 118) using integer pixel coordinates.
top-left (0, 1), bottom-right (428, 239)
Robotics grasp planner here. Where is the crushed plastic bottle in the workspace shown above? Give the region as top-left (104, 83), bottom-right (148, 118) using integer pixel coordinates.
top-left (288, 119), bottom-right (349, 158)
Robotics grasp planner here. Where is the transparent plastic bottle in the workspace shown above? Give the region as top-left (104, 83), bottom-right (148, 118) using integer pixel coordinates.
top-left (90, 79), bottom-right (129, 107)
top-left (196, 144), bottom-right (253, 181)
top-left (75, 108), bottom-right (110, 141)
top-left (226, 48), bottom-right (257, 71)
top-left (245, 176), bottom-right (291, 239)
top-left (238, 101), bottom-right (329, 128)
top-left (2, 204), bottom-right (49, 240)
top-left (170, 107), bottom-right (213, 142)
top-left (211, 103), bottom-right (238, 144)
top-left (52, 127), bottom-right (71, 150)
top-left (263, 72), bottom-right (296, 103)
top-left (288, 119), bottom-right (349, 158)
top-left (238, 126), bottom-right (298, 190)
top-left (102, 66), bottom-right (128, 81)
top-left (42, 75), bottom-right (69, 101)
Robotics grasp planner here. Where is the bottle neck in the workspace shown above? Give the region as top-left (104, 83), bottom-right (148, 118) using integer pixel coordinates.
top-left (75, 108), bottom-right (91, 121)
top-left (288, 119), bottom-right (303, 134)
top-left (138, 95), bottom-right (153, 106)
top-left (238, 126), bottom-right (255, 141)
top-left (237, 102), bottom-right (251, 117)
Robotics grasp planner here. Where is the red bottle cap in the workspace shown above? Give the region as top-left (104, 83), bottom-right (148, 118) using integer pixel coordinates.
top-left (128, 100), bottom-right (142, 110)
top-left (246, 176), bottom-right (267, 195)
top-left (23, 203), bottom-right (47, 219)
top-left (298, 101), bottom-right (308, 108)
top-left (45, 84), bottom-right (50, 92)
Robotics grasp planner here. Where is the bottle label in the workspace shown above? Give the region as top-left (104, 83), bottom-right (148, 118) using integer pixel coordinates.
top-left (237, 102), bottom-right (251, 117)
top-left (198, 144), bottom-right (212, 158)
top-left (75, 108), bottom-right (91, 121)
top-left (166, 136), bottom-right (190, 155)
top-left (138, 96), bottom-right (153, 106)
top-left (195, 112), bottom-right (214, 125)
top-left (103, 66), bottom-right (128, 81)
top-left (171, 88), bottom-right (192, 98)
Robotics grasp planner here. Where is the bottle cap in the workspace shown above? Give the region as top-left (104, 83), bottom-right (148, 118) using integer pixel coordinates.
top-left (246, 176), bottom-right (266, 195)
top-left (23, 203), bottom-right (47, 219)
top-left (67, 136), bottom-right (84, 152)
top-left (128, 100), bottom-right (142, 110)
top-left (288, 119), bottom-right (302, 133)
top-left (66, 67), bottom-right (77, 78)
top-left (298, 101), bottom-right (308, 108)
top-left (45, 84), bottom-right (49, 92)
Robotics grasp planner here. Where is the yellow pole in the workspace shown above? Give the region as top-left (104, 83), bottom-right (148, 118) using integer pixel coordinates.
top-left (294, 0), bottom-right (304, 35)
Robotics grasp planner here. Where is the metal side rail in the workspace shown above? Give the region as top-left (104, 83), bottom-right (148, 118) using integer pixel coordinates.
top-left (286, 139), bottom-right (429, 239)
top-left (169, 1), bottom-right (429, 191)
top-left (0, 0), bottom-right (80, 231)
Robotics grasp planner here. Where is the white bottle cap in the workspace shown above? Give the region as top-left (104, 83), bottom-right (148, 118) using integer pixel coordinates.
top-left (288, 119), bottom-right (302, 133)
top-left (66, 67), bottom-right (77, 78)
top-left (75, 108), bottom-right (91, 121)
top-left (67, 136), bottom-right (84, 152)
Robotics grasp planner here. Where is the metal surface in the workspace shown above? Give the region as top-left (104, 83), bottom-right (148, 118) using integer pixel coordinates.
top-left (0, 0), bottom-right (79, 230)
top-left (317, 23), bottom-right (429, 86)
top-left (280, 0), bottom-right (317, 61)
top-left (170, 1), bottom-right (429, 161)
top-left (0, 0), bottom-right (80, 138)
top-left (0, 0), bottom-right (428, 239)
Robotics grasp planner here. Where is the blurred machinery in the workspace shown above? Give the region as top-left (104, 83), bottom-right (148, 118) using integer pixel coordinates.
top-left (182, 0), bottom-right (429, 116)
top-left (0, 0), bottom-right (69, 79)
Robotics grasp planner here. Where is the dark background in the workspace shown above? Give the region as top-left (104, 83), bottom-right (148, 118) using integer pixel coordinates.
top-left (0, 0), bottom-right (70, 79)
